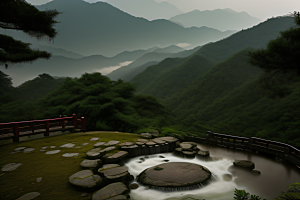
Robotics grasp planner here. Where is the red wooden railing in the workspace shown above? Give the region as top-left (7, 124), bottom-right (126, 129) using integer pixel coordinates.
top-left (0, 114), bottom-right (86, 142)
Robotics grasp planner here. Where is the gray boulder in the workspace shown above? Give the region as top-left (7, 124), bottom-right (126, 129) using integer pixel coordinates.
top-left (233, 160), bottom-right (255, 170)
top-left (105, 151), bottom-right (128, 164)
top-left (98, 164), bottom-right (120, 173)
top-left (86, 148), bottom-right (103, 159)
top-left (197, 150), bottom-right (210, 157)
top-left (80, 159), bottom-right (102, 169)
top-left (99, 166), bottom-right (130, 182)
top-left (69, 170), bottom-right (102, 189)
top-left (92, 182), bottom-right (129, 200)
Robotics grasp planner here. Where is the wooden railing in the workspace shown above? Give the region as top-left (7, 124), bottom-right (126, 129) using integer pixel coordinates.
top-left (185, 131), bottom-right (300, 167)
top-left (0, 114), bottom-right (86, 142)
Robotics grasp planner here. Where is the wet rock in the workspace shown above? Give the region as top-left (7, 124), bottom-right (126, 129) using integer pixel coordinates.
top-left (197, 150), bottom-right (210, 157)
top-left (140, 133), bottom-right (152, 139)
top-left (175, 148), bottom-right (183, 154)
top-left (233, 160), bottom-right (255, 170)
top-left (92, 182), bottom-right (129, 200)
top-left (62, 153), bottom-right (79, 157)
top-left (158, 137), bottom-right (179, 143)
top-left (137, 162), bottom-right (211, 189)
top-left (45, 150), bottom-right (60, 154)
top-left (251, 170), bottom-right (261, 175)
top-left (159, 155), bottom-right (165, 158)
top-left (180, 143), bottom-right (193, 151)
top-left (119, 142), bottom-right (134, 146)
top-left (163, 160), bottom-right (169, 162)
top-left (1, 163), bottom-right (22, 171)
top-left (69, 170), bottom-right (102, 189)
top-left (105, 151), bottom-right (128, 164)
top-left (181, 142), bottom-right (197, 148)
top-left (104, 140), bottom-right (120, 146)
top-left (129, 183), bottom-right (139, 189)
top-left (90, 138), bottom-right (99, 141)
top-left (152, 138), bottom-right (166, 145)
top-left (60, 143), bottom-right (75, 148)
top-left (99, 166), bottom-right (130, 182)
top-left (23, 148), bottom-right (35, 153)
top-left (15, 147), bottom-right (26, 151)
top-left (222, 174), bottom-right (233, 182)
top-left (94, 142), bottom-right (106, 147)
top-left (16, 192), bottom-right (40, 200)
top-left (86, 148), bottom-right (103, 159)
top-left (98, 164), bottom-right (120, 173)
top-left (80, 159), bottom-right (102, 168)
top-left (182, 151), bottom-right (195, 158)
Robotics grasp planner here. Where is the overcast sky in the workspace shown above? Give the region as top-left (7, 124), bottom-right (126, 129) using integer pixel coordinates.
top-left (27, 0), bottom-right (299, 20)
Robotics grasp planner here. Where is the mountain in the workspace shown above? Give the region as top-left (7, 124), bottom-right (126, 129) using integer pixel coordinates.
top-left (105, 0), bottom-right (183, 20)
top-left (1, 55), bottom-right (120, 86)
top-left (107, 46), bottom-right (202, 81)
top-left (2, 0), bottom-right (234, 57)
top-left (110, 46), bottom-right (159, 62)
top-left (130, 16), bottom-right (296, 99)
top-left (169, 9), bottom-right (261, 31)
top-left (31, 44), bottom-right (84, 59)
top-left (153, 45), bottom-right (185, 53)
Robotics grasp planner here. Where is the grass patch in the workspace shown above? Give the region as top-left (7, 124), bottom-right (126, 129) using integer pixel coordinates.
top-left (0, 131), bottom-right (140, 200)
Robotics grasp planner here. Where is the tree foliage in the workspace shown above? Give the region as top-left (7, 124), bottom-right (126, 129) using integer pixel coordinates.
top-left (0, 0), bottom-right (60, 66)
top-left (248, 12), bottom-right (300, 76)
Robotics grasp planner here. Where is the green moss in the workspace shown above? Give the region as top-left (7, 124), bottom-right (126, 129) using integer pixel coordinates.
top-left (0, 131), bottom-right (140, 200)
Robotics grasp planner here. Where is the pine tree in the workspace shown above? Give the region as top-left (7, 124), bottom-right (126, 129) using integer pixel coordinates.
top-left (0, 0), bottom-right (60, 67)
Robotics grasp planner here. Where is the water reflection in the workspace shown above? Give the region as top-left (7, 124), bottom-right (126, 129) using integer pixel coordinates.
top-left (124, 143), bottom-right (300, 200)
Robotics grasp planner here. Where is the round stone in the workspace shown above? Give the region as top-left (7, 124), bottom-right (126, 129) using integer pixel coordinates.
top-left (69, 170), bottom-right (102, 189)
top-left (137, 162), bottom-right (211, 190)
top-left (129, 183), bottom-right (139, 189)
top-left (94, 142), bottom-right (106, 147)
top-left (1, 163), bottom-right (22, 171)
top-left (45, 150), bottom-right (61, 155)
top-left (233, 160), bottom-right (255, 170)
top-left (62, 153), bottom-right (79, 157)
top-left (60, 143), bottom-right (75, 148)
top-left (23, 148), bottom-right (35, 153)
top-left (104, 140), bottom-right (119, 146)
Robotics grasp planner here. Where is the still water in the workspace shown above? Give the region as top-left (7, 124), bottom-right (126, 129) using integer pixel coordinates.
top-left (124, 143), bottom-right (300, 200)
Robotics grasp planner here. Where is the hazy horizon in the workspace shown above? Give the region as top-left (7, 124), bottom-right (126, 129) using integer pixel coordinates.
top-left (25, 0), bottom-right (299, 21)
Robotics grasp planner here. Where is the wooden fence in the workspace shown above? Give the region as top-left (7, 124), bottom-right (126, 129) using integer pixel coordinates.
top-left (185, 131), bottom-right (300, 167)
top-left (0, 114), bottom-right (86, 142)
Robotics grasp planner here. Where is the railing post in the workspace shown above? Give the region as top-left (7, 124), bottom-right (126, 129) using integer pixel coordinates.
top-left (44, 121), bottom-right (49, 137)
top-left (81, 117), bottom-right (86, 132)
top-left (61, 118), bottom-right (65, 129)
top-left (13, 124), bottom-right (19, 142)
top-left (73, 114), bottom-right (77, 127)
top-left (31, 122), bottom-right (34, 133)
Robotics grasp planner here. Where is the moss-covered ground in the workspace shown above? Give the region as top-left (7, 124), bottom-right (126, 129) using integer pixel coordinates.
top-left (0, 131), bottom-right (140, 200)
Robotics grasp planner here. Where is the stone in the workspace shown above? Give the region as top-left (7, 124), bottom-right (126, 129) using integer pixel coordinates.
top-left (60, 143), bottom-right (75, 148)
top-left (137, 139), bottom-right (148, 143)
top-left (99, 166), bottom-right (130, 181)
top-left (181, 142), bottom-right (197, 148)
top-left (119, 142), bottom-right (134, 146)
top-left (36, 177), bottom-right (42, 183)
top-left (45, 150), bottom-right (61, 154)
top-left (180, 143), bottom-right (193, 151)
top-left (50, 146), bottom-right (56, 148)
top-left (90, 138), bottom-right (99, 141)
top-left (106, 195), bottom-right (128, 200)
top-left (92, 182), bottom-right (129, 200)
top-left (69, 170), bottom-right (102, 189)
top-left (105, 151), bottom-right (129, 164)
top-left (129, 183), bottom-right (139, 189)
top-left (81, 193), bottom-right (89, 197)
top-left (100, 146), bottom-right (116, 153)
top-left (1, 163), bottom-right (22, 171)
top-left (94, 142), bottom-right (106, 147)
top-left (41, 147), bottom-right (47, 149)
top-left (137, 162), bottom-right (211, 189)
top-left (159, 155), bottom-right (165, 158)
top-left (86, 148), bottom-right (103, 159)
top-left (23, 148), bottom-right (35, 153)
top-left (222, 174), bottom-right (233, 182)
top-left (16, 192), bottom-right (40, 200)
top-left (140, 133), bottom-right (152, 139)
top-left (175, 147), bottom-right (183, 154)
top-left (233, 160), bottom-right (255, 170)
top-left (15, 147), bottom-right (26, 151)
top-left (152, 138), bottom-right (166, 144)
top-left (158, 137), bottom-right (179, 143)
top-left (62, 153), bottom-right (79, 157)
top-left (251, 170), bottom-right (261, 175)
top-left (135, 142), bottom-right (144, 146)
top-left (80, 159), bottom-right (102, 168)
top-left (98, 164), bottom-right (120, 173)
top-left (182, 151), bottom-right (195, 158)
top-left (163, 160), bottom-right (169, 162)
top-left (104, 140), bottom-right (120, 146)
top-left (81, 143), bottom-right (89, 145)
top-left (197, 150), bottom-right (210, 157)
top-left (145, 141), bottom-right (156, 146)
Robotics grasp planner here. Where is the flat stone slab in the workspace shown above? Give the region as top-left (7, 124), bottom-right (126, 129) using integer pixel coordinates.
top-left (158, 137), bottom-right (179, 143)
top-left (180, 142), bottom-right (197, 147)
top-left (62, 153), bottom-right (79, 157)
top-left (16, 192), bottom-right (40, 200)
top-left (140, 133), bottom-right (152, 139)
top-left (86, 148), bottom-right (103, 159)
top-left (152, 138), bottom-right (166, 144)
top-left (105, 151), bottom-right (128, 163)
top-left (94, 142), bottom-right (106, 147)
top-left (92, 182), bottom-right (129, 200)
top-left (233, 160), bottom-right (255, 170)
top-left (69, 170), bottom-right (102, 188)
top-left (15, 147), bottom-right (26, 151)
top-left (37, 177), bottom-right (42, 183)
top-left (99, 166), bottom-right (129, 181)
top-left (137, 162), bottom-right (211, 189)
top-left (137, 139), bottom-right (148, 143)
top-left (146, 141), bottom-right (156, 146)
top-left (60, 143), bottom-right (75, 148)
top-left (81, 143), bottom-right (89, 145)
top-left (98, 164), bottom-right (120, 173)
top-left (1, 163), bottom-right (22, 171)
top-left (100, 146), bottom-right (116, 153)
top-left (90, 138), bottom-right (99, 141)
top-left (23, 148), bottom-right (35, 153)
top-left (104, 140), bottom-right (120, 146)
top-left (80, 159), bottom-right (102, 168)
top-left (119, 142), bottom-right (134, 146)
top-left (135, 142), bottom-right (144, 146)
top-left (182, 151), bottom-right (195, 158)
top-left (180, 143), bottom-right (193, 151)
top-left (45, 150), bottom-right (61, 155)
